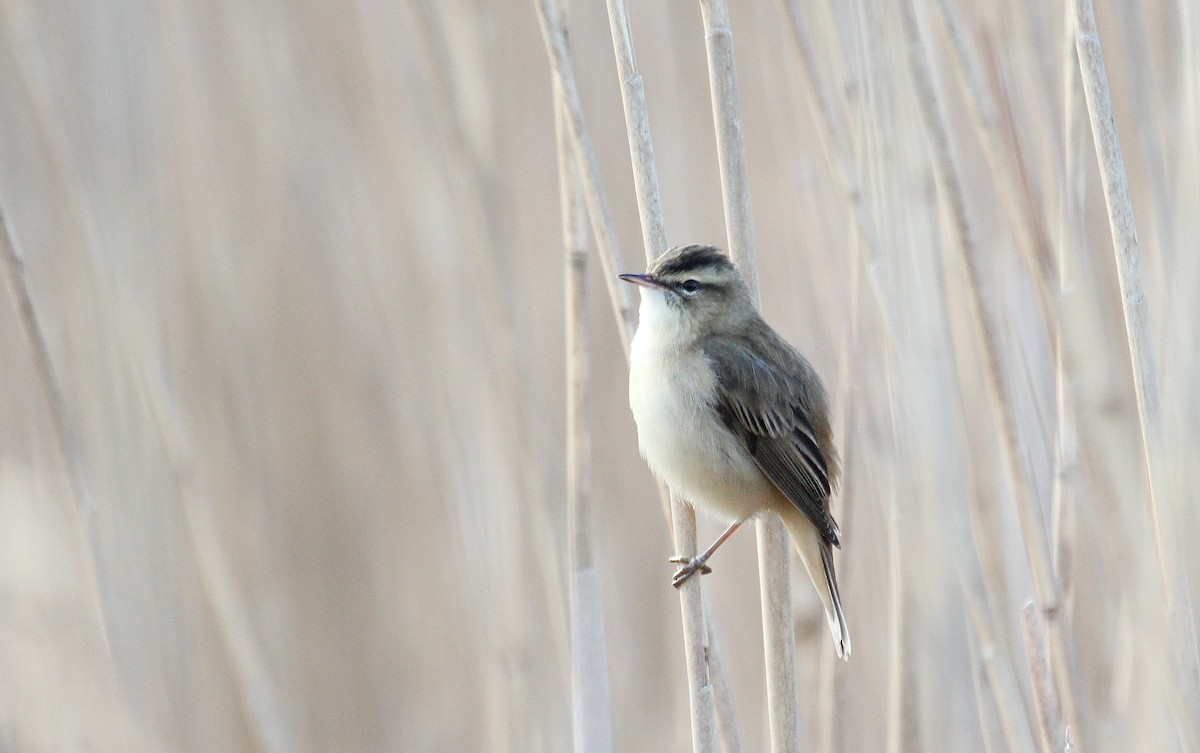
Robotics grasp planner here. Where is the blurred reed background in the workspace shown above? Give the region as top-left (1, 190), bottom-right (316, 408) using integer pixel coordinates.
top-left (0, 0), bottom-right (1196, 751)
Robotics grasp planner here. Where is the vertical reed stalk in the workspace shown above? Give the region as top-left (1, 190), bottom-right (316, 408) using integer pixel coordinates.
top-left (602, 0), bottom-right (667, 260)
top-left (696, 2), bottom-right (801, 752)
top-left (1071, 6), bottom-right (1200, 746)
top-left (816, 622), bottom-right (836, 753)
top-left (705, 599), bottom-right (745, 753)
top-left (696, 0), bottom-right (759, 286)
top-left (536, 4), bottom-right (731, 751)
top-left (534, 0), bottom-right (637, 352)
top-left (600, 1), bottom-right (728, 749)
top-left (555, 20), bottom-right (615, 746)
top-left (671, 489), bottom-right (720, 753)
top-left (1020, 603), bottom-right (1066, 753)
top-left (1056, 0), bottom-right (1089, 639)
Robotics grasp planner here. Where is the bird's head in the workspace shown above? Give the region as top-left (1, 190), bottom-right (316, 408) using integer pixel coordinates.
top-left (619, 245), bottom-right (754, 340)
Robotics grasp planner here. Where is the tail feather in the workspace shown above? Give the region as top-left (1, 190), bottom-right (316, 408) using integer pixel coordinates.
top-left (779, 507), bottom-right (851, 660)
top-left (819, 541), bottom-right (851, 660)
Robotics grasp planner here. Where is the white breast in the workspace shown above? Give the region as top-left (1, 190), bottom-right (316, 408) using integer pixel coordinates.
top-left (627, 293), bottom-right (771, 522)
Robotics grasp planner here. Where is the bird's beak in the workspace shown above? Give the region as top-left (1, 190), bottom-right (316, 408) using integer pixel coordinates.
top-left (618, 273), bottom-right (670, 291)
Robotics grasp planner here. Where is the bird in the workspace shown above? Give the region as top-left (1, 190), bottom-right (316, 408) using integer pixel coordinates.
top-left (619, 243), bottom-right (850, 659)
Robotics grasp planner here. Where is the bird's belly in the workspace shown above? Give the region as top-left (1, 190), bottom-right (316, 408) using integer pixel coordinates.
top-left (629, 355), bottom-right (770, 522)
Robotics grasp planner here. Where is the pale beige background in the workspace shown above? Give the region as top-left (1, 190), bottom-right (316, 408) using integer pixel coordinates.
top-left (0, 1), bottom-right (1196, 751)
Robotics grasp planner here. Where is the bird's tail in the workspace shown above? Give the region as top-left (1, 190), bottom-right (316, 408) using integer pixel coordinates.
top-left (779, 506), bottom-right (851, 660)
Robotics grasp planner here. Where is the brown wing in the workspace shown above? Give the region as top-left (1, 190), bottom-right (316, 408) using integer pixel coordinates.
top-left (703, 329), bottom-right (841, 547)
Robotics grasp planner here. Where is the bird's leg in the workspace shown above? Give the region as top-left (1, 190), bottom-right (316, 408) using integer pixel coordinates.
top-left (670, 516), bottom-right (749, 588)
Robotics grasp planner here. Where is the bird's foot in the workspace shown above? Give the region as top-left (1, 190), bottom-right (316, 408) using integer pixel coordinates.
top-left (669, 555), bottom-right (712, 589)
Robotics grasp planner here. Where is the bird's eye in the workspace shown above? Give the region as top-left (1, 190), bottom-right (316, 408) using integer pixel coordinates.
top-left (680, 279), bottom-right (702, 295)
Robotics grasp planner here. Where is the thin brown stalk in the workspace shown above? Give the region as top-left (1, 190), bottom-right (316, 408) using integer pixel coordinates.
top-left (1020, 602), bottom-right (1067, 753)
top-left (695, 2), bottom-right (802, 752)
top-left (897, 0), bottom-right (1086, 745)
top-left (1071, 4), bottom-right (1200, 745)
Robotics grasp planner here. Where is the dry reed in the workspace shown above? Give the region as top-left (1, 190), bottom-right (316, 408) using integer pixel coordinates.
top-left (1073, 0), bottom-right (1200, 746)
top-left (695, 2), bottom-right (804, 751)
top-left (1, 1), bottom-right (1194, 751)
top-left (556, 14), bottom-right (615, 745)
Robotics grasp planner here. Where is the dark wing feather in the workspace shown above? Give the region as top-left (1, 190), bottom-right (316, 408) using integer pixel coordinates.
top-left (704, 329), bottom-right (842, 547)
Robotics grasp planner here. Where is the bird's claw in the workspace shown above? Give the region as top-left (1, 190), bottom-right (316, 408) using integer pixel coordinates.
top-left (669, 555), bottom-right (712, 588)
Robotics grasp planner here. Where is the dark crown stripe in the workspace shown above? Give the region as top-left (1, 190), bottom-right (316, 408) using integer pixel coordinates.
top-left (652, 244), bottom-right (733, 277)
